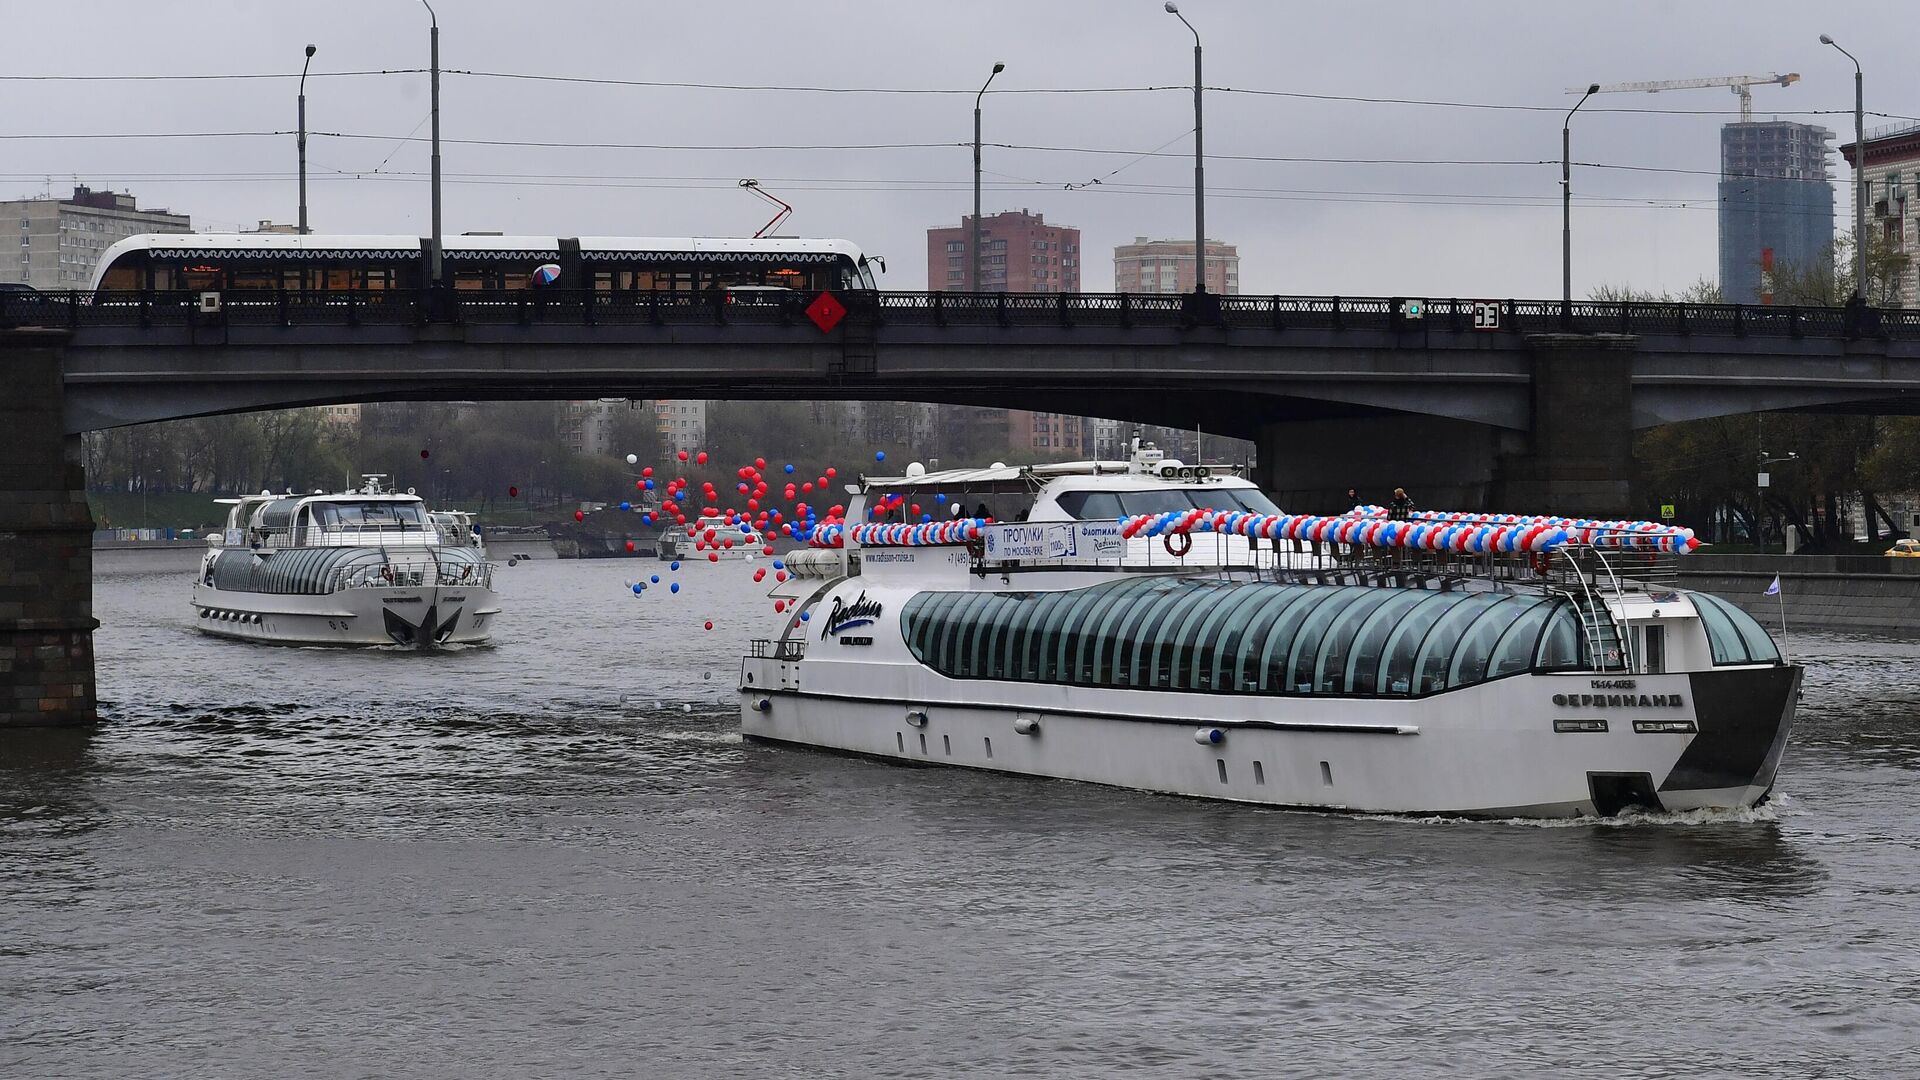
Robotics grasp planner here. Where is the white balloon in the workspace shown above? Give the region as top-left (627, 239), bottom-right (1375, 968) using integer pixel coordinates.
top-left (990, 462), bottom-right (1006, 469)
top-left (905, 462), bottom-right (927, 477)
top-left (626, 453), bottom-right (638, 465)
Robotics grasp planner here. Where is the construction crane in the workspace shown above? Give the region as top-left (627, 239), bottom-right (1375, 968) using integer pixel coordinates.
top-left (1569, 73), bottom-right (1800, 123)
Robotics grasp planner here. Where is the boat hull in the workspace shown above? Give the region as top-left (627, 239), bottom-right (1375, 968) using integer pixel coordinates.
top-left (738, 662), bottom-right (1798, 819)
top-left (190, 582), bottom-right (500, 648)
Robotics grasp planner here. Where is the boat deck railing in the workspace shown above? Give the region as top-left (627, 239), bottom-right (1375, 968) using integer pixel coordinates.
top-left (749, 638), bottom-right (806, 662)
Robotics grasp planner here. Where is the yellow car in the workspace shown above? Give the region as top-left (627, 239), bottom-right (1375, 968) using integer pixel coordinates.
top-left (1888, 538), bottom-right (1920, 558)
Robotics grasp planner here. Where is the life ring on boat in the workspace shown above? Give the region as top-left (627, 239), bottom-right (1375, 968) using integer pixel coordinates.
top-left (1531, 551), bottom-right (1552, 575)
top-left (1164, 532), bottom-right (1193, 558)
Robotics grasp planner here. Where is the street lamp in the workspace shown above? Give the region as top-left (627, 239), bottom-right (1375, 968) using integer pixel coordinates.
top-left (973, 62), bottom-right (1005, 292)
top-left (1756, 451), bottom-right (1798, 551)
top-left (1165, 2), bottom-right (1204, 293)
top-left (1563, 83), bottom-right (1599, 308)
top-left (1820, 34), bottom-right (1866, 304)
top-left (422, 1), bottom-right (444, 291)
top-left (298, 45), bottom-right (316, 235)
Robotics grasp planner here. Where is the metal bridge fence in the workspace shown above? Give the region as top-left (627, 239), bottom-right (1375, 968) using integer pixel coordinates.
top-left (7, 288), bottom-right (1920, 340)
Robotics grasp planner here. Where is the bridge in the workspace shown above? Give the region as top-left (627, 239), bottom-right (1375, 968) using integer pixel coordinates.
top-left (6, 289), bottom-right (1920, 727)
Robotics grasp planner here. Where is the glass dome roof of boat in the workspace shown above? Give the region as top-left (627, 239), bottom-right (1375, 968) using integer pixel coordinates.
top-left (901, 577), bottom-right (1593, 699)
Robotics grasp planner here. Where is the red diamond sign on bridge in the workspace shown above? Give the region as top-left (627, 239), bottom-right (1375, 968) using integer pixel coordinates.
top-left (805, 291), bottom-right (847, 334)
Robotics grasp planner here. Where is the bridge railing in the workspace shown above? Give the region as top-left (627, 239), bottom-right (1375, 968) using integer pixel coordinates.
top-left (10, 287), bottom-right (1920, 340)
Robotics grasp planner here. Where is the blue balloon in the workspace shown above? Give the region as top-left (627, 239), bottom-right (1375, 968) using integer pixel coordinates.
top-left (673, 490), bottom-right (686, 501)
top-left (631, 583), bottom-right (643, 595)
top-left (669, 561), bottom-right (681, 571)
top-left (740, 522), bottom-right (752, 533)
top-left (650, 575), bottom-right (660, 584)
top-left (772, 559), bottom-right (784, 570)
top-left (799, 611), bottom-right (811, 621)
top-left (670, 582), bottom-right (681, 594)
top-left (921, 514), bottom-right (932, 522)
top-left (643, 512), bottom-right (655, 524)
top-left (784, 463), bottom-right (795, 474)
top-left (875, 451), bottom-right (886, 462)
top-left (934, 493), bottom-right (946, 503)
top-left (619, 501), bottom-right (631, 512)
top-left (643, 478), bottom-right (654, 490)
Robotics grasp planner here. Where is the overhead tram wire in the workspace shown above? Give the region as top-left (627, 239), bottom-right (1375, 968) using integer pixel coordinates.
top-left (7, 67), bottom-right (1916, 123)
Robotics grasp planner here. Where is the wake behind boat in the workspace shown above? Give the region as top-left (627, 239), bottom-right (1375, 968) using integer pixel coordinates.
top-left (192, 475), bottom-right (500, 648)
top-left (739, 444), bottom-right (1798, 819)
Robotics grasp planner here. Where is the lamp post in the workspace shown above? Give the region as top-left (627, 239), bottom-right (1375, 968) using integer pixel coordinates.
top-left (298, 45), bottom-right (316, 235)
top-left (1756, 451), bottom-right (1798, 552)
top-left (1165, 2), bottom-right (1205, 292)
top-left (1821, 34), bottom-right (1866, 303)
top-left (422, 1), bottom-right (443, 290)
top-left (973, 62), bottom-right (1005, 292)
top-left (1563, 83), bottom-right (1599, 308)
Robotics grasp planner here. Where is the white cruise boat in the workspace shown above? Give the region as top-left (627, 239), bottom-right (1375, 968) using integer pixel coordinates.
top-left (739, 447), bottom-right (1799, 819)
top-left (192, 476), bottom-right (500, 648)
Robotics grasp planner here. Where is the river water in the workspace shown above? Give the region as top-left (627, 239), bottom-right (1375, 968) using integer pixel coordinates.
top-left (5, 553), bottom-right (1920, 1079)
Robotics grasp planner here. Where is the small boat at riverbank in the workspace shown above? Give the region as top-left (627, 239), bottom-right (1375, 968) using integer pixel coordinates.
top-left (192, 476), bottom-right (500, 648)
top-left (739, 445), bottom-right (1799, 819)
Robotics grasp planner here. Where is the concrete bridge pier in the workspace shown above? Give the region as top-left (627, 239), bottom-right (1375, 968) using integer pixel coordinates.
top-left (1256, 333), bottom-right (1638, 518)
top-left (1, 332), bottom-right (97, 728)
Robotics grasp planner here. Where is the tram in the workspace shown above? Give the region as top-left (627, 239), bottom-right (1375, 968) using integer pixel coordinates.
top-left (87, 234), bottom-right (880, 294)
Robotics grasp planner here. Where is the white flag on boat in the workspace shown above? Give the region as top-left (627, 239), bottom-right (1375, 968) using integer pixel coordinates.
top-left (1764, 575), bottom-right (1781, 596)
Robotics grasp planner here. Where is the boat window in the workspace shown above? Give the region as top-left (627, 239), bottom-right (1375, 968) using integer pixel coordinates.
top-left (1183, 586), bottom-right (1272, 691)
top-left (1484, 600), bottom-right (1558, 680)
top-left (1450, 597), bottom-right (1550, 687)
top-left (1408, 593), bottom-right (1506, 694)
top-left (1250, 588), bottom-right (1343, 692)
top-left (1284, 587), bottom-right (1366, 694)
top-left (1210, 488), bottom-right (1284, 516)
top-left (1052, 490), bottom-right (1125, 520)
top-left (1116, 490), bottom-right (1200, 516)
top-left (313, 502), bottom-right (427, 528)
top-left (1135, 584), bottom-right (1223, 691)
top-left (1340, 590), bottom-right (1429, 694)
top-left (1376, 592), bottom-right (1460, 696)
top-left (1535, 606), bottom-right (1586, 669)
top-left (1690, 592), bottom-right (1779, 665)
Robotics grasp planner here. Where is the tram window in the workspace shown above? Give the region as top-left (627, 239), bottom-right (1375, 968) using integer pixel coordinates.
top-left (182, 268), bottom-right (220, 290)
top-left (502, 272), bottom-right (529, 290)
top-left (364, 269), bottom-right (392, 291)
top-left (230, 271), bottom-right (275, 291)
top-left (100, 265), bottom-right (141, 291)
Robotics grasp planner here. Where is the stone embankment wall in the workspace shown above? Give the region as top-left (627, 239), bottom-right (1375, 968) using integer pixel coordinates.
top-left (1677, 554), bottom-right (1920, 634)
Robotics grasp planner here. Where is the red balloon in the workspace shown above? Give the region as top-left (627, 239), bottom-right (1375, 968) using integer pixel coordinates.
top-left (678, 450), bottom-right (689, 462)
top-left (748, 499), bottom-right (760, 512)
top-left (817, 477), bottom-right (828, 488)
top-left (574, 510), bottom-right (585, 522)
top-left (775, 600), bottom-right (787, 613)
top-left (708, 552), bottom-right (719, 562)
top-left (625, 540), bottom-right (636, 552)
top-left (704, 621), bottom-right (714, 631)
top-left (802, 482), bottom-right (814, 493)
top-left (775, 571), bottom-right (787, 582)
top-left (723, 538), bottom-right (735, 549)
top-left (508, 486), bottom-right (519, 498)
top-left (696, 452), bottom-right (709, 465)
top-left (753, 568), bottom-right (766, 582)
top-left (755, 458), bottom-right (767, 470)
top-left (762, 546), bottom-right (775, 556)
top-left (830, 505), bottom-right (844, 516)
top-left (825, 468), bottom-right (837, 478)
top-left (911, 504), bottom-right (921, 515)
top-left (642, 466), bottom-right (653, 477)
top-left (636, 479), bottom-right (646, 490)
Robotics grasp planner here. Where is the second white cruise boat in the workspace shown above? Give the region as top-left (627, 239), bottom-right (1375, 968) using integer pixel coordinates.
top-left (193, 476), bottom-right (500, 648)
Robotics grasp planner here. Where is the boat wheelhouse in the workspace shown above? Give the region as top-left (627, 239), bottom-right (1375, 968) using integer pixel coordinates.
top-left (739, 447), bottom-right (1798, 818)
top-left (193, 476), bottom-right (499, 648)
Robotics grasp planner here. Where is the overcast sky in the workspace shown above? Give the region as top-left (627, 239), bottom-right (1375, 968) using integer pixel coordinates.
top-left (8, 0), bottom-right (1911, 297)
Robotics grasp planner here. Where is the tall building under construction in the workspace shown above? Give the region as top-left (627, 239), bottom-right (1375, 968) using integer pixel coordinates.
top-left (1718, 121), bottom-right (1835, 303)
